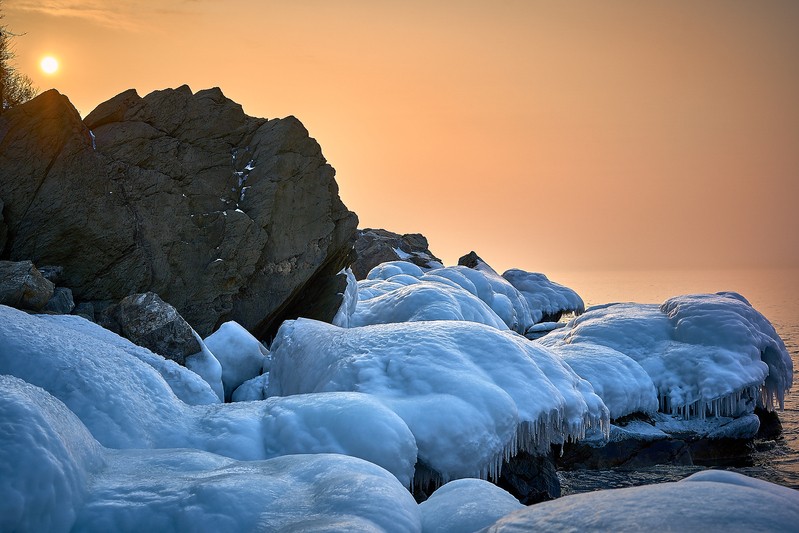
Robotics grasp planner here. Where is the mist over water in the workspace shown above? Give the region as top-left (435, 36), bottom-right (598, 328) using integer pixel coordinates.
top-left (548, 268), bottom-right (799, 492)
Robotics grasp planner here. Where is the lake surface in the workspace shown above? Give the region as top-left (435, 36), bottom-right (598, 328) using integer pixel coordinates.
top-left (548, 268), bottom-right (799, 493)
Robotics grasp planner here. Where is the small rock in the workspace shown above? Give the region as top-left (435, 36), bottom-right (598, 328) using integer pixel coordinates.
top-left (99, 292), bottom-right (201, 365)
top-left (0, 260), bottom-right (54, 311)
top-left (73, 302), bottom-right (96, 322)
top-left (44, 287), bottom-right (75, 314)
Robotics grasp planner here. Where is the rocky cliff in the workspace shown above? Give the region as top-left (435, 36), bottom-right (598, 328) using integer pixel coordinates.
top-left (0, 86), bottom-right (357, 337)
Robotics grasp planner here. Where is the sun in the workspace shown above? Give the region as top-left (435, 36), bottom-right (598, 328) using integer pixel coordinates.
top-left (40, 56), bottom-right (59, 75)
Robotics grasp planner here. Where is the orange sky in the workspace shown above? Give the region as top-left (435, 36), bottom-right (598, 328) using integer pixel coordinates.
top-left (6, 1), bottom-right (799, 275)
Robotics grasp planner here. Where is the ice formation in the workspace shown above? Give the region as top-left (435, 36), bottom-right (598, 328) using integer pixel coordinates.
top-left (503, 268), bottom-right (585, 323)
top-left (0, 375), bottom-right (422, 532)
top-left (545, 342), bottom-right (659, 419)
top-left (0, 305), bottom-right (417, 485)
top-left (418, 478), bottom-right (524, 533)
top-left (268, 318), bottom-right (609, 483)
top-left (203, 320), bottom-right (268, 401)
top-left (484, 470), bottom-right (799, 531)
top-left (352, 261), bottom-right (586, 335)
top-left (36, 314), bottom-right (220, 406)
top-left (540, 292), bottom-right (793, 419)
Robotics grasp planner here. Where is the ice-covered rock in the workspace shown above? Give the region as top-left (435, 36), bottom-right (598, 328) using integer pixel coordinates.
top-left (485, 470), bottom-right (799, 531)
top-left (36, 313), bottom-right (221, 406)
top-left (0, 375), bottom-right (422, 532)
top-left (0, 376), bottom-right (105, 533)
top-left (231, 373), bottom-right (270, 402)
top-left (0, 305), bottom-right (417, 485)
top-left (419, 478), bottom-right (523, 533)
top-left (356, 257), bottom-right (586, 335)
top-left (546, 343), bottom-right (659, 419)
top-left (503, 268), bottom-right (585, 323)
top-left (268, 318), bottom-right (609, 483)
top-left (352, 275), bottom-right (509, 330)
top-left (540, 293), bottom-right (793, 419)
top-left (203, 320), bottom-right (268, 401)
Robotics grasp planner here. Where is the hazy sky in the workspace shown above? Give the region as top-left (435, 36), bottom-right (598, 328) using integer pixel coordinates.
top-left (6, 0), bottom-right (799, 274)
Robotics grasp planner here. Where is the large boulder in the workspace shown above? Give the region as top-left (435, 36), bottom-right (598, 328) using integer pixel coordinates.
top-left (0, 87), bottom-right (358, 337)
top-left (352, 228), bottom-right (442, 279)
top-left (0, 260), bottom-right (54, 311)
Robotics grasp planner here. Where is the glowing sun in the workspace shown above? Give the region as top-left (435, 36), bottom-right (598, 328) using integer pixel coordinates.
top-left (40, 56), bottom-right (59, 74)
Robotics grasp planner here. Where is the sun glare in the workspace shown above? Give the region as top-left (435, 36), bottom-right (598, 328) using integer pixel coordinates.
top-left (40, 56), bottom-right (59, 75)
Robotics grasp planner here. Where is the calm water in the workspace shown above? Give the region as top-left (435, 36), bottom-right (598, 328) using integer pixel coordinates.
top-left (549, 268), bottom-right (799, 493)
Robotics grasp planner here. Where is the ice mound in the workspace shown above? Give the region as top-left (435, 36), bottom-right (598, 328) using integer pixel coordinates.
top-left (540, 293), bottom-right (793, 419)
top-left (203, 320), bottom-right (268, 401)
top-left (0, 305), bottom-right (417, 485)
top-left (36, 314), bottom-right (221, 405)
top-left (546, 343), bottom-right (659, 419)
top-left (484, 470), bottom-right (799, 531)
top-left (418, 478), bottom-right (523, 533)
top-left (503, 269), bottom-right (585, 323)
top-left (268, 318), bottom-right (609, 483)
top-left (353, 277), bottom-right (509, 330)
top-left (0, 375), bottom-right (421, 532)
top-left (0, 376), bottom-right (105, 533)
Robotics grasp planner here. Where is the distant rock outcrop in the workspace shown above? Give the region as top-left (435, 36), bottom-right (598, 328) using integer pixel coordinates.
top-left (0, 87), bottom-right (358, 337)
top-left (352, 228), bottom-right (442, 279)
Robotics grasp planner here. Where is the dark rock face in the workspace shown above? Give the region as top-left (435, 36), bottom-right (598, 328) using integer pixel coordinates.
top-left (352, 228), bottom-right (442, 280)
top-left (558, 437), bottom-right (692, 470)
top-left (498, 451), bottom-right (561, 505)
top-left (0, 199), bottom-right (7, 253)
top-left (99, 292), bottom-right (201, 365)
top-left (0, 260), bottom-right (54, 311)
top-left (0, 87), bottom-right (358, 337)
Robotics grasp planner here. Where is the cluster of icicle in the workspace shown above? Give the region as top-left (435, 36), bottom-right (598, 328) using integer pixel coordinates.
top-left (658, 385), bottom-right (760, 420)
top-left (416, 406), bottom-right (610, 488)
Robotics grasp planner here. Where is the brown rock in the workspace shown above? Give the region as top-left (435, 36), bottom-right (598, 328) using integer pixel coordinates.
top-left (0, 260), bottom-right (54, 311)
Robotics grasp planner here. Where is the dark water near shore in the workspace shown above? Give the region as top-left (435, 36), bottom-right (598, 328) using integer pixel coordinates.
top-left (549, 268), bottom-right (799, 493)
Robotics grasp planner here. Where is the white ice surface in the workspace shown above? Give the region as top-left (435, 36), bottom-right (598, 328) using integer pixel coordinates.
top-left (268, 318), bottom-right (608, 482)
top-left (0, 375), bottom-right (422, 532)
top-left (419, 478), bottom-right (523, 533)
top-left (352, 278), bottom-right (509, 330)
top-left (546, 342), bottom-right (658, 419)
top-left (36, 314), bottom-right (220, 406)
top-left (185, 334), bottom-right (225, 402)
top-left (484, 470), bottom-right (799, 532)
top-left (203, 321), bottom-right (267, 401)
top-left (332, 267), bottom-right (359, 328)
top-left (503, 268), bottom-right (585, 323)
top-left (231, 373), bottom-right (270, 402)
top-left (0, 305), bottom-right (417, 485)
top-left (540, 293), bottom-right (793, 418)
